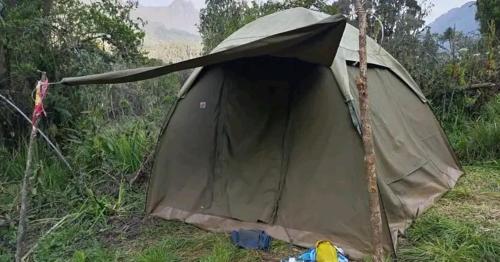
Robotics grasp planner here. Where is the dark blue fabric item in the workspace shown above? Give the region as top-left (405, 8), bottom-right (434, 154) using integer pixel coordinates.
top-left (230, 229), bottom-right (272, 251)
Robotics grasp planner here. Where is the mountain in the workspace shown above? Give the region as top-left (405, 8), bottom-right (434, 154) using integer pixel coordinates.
top-left (143, 22), bottom-right (200, 42)
top-left (429, 1), bottom-right (480, 35)
top-left (133, 0), bottom-right (200, 35)
top-left (132, 0), bottom-right (202, 63)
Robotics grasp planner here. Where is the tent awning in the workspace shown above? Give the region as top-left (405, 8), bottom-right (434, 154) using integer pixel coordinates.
top-left (60, 11), bottom-right (346, 86)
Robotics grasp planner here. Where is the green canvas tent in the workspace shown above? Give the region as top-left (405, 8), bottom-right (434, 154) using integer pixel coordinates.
top-left (61, 8), bottom-right (463, 259)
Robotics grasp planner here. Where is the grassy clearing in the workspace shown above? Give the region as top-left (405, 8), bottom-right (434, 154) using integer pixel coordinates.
top-left (1, 164), bottom-right (498, 261)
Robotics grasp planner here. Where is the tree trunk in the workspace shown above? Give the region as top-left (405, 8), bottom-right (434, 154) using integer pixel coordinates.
top-left (354, 0), bottom-right (384, 261)
top-left (0, 0), bottom-right (16, 91)
top-left (0, 45), bottom-right (7, 89)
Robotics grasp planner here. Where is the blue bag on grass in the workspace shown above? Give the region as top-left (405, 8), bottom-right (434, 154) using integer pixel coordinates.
top-left (230, 229), bottom-right (272, 251)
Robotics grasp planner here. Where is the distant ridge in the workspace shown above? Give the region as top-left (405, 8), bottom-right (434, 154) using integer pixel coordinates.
top-left (429, 1), bottom-right (479, 35)
top-left (133, 0), bottom-right (200, 36)
top-left (132, 0), bottom-right (202, 62)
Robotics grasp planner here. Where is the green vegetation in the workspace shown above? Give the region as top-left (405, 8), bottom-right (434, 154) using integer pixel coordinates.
top-left (476, 0), bottom-right (500, 38)
top-left (1, 0), bottom-right (499, 261)
top-left (0, 0), bottom-right (147, 143)
top-left (447, 95), bottom-right (500, 164)
top-left (1, 141), bottom-right (498, 261)
top-left (398, 166), bottom-right (500, 261)
top-left (0, 118), bottom-right (294, 261)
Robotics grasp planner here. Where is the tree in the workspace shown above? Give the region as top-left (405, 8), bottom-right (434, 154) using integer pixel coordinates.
top-left (409, 28), bottom-right (442, 95)
top-left (353, 0), bottom-right (384, 261)
top-left (0, 0), bottom-right (145, 86)
top-left (198, 0), bottom-right (246, 54)
top-left (442, 27), bottom-right (458, 58)
top-left (476, 0), bottom-right (500, 38)
top-left (0, 0), bottom-right (12, 90)
top-left (0, 0), bottom-right (146, 143)
top-left (334, 0), bottom-right (430, 68)
top-left (370, 0), bottom-right (428, 39)
top-left (476, 0), bottom-right (498, 79)
top-left (0, 0), bottom-right (148, 258)
top-left (334, 0), bottom-right (433, 96)
top-left (440, 27), bottom-right (467, 86)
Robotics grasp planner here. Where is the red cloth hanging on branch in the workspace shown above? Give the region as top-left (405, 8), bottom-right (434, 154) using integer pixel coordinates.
top-left (31, 78), bottom-right (49, 125)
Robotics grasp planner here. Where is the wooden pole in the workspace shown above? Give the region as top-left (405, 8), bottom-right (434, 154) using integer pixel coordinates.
top-left (15, 120), bottom-right (37, 262)
top-left (354, 1), bottom-right (384, 261)
top-left (15, 72), bottom-right (47, 262)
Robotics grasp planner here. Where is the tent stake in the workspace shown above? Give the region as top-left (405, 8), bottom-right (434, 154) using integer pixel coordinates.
top-left (354, 1), bottom-right (384, 261)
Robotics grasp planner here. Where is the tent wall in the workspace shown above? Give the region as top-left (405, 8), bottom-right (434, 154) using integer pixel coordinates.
top-left (346, 66), bottom-right (463, 247)
top-left (147, 57), bottom-right (394, 258)
top-left (145, 66), bottom-right (225, 214)
top-left (202, 58), bottom-right (296, 223)
top-left (275, 64), bottom-right (374, 252)
top-left (146, 59), bottom-right (462, 258)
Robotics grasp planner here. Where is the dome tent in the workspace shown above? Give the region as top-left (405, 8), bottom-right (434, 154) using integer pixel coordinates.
top-left (61, 8), bottom-right (463, 259)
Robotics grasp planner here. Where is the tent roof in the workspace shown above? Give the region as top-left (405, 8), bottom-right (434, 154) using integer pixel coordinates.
top-left (59, 7), bottom-right (426, 103)
top-left (211, 7), bottom-right (332, 52)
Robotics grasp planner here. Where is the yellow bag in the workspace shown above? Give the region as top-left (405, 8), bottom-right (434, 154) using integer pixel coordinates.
top-left (315, 240), bottom-right (338, 262)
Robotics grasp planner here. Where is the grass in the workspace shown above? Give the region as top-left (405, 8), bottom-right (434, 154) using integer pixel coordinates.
top-left (1, 114), bottom-right (498, 261)
top-left (2, 164), bottom-right (498, 261)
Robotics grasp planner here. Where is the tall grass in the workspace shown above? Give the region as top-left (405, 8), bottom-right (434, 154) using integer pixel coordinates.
top-left (64, 117), bottom-right (158, 220)
top-left (0, 144), bottom-right (75, 260)
top-left (445, 94), bottom-right (499, 164)
top-left (1, 71), bottom-right (179, 261)
top-left (70, 120), bottom-right (152, 175)
top-left (0, 116), bottom-right (159, 261)
top-left (398, 211), bottom-right (499, 261)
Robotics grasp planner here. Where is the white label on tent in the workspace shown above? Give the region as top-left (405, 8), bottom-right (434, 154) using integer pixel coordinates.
top-left (200, 101), bottom-right (206, 109)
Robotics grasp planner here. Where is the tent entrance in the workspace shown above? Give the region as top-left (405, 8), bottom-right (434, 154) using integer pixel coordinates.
top-left (206, 57), bottom-right (311, 224)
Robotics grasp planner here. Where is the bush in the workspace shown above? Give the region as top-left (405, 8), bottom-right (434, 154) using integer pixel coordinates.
top-left (71, 120), bottom-right (152, 175)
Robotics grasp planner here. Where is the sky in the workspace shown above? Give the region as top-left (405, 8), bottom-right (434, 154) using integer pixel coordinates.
top-left (426, 0), bottom-right (472, 23)
top-left (139, 0), bottom-right (205, 8)
top-left (138, 0), bottom-right (474, 24)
